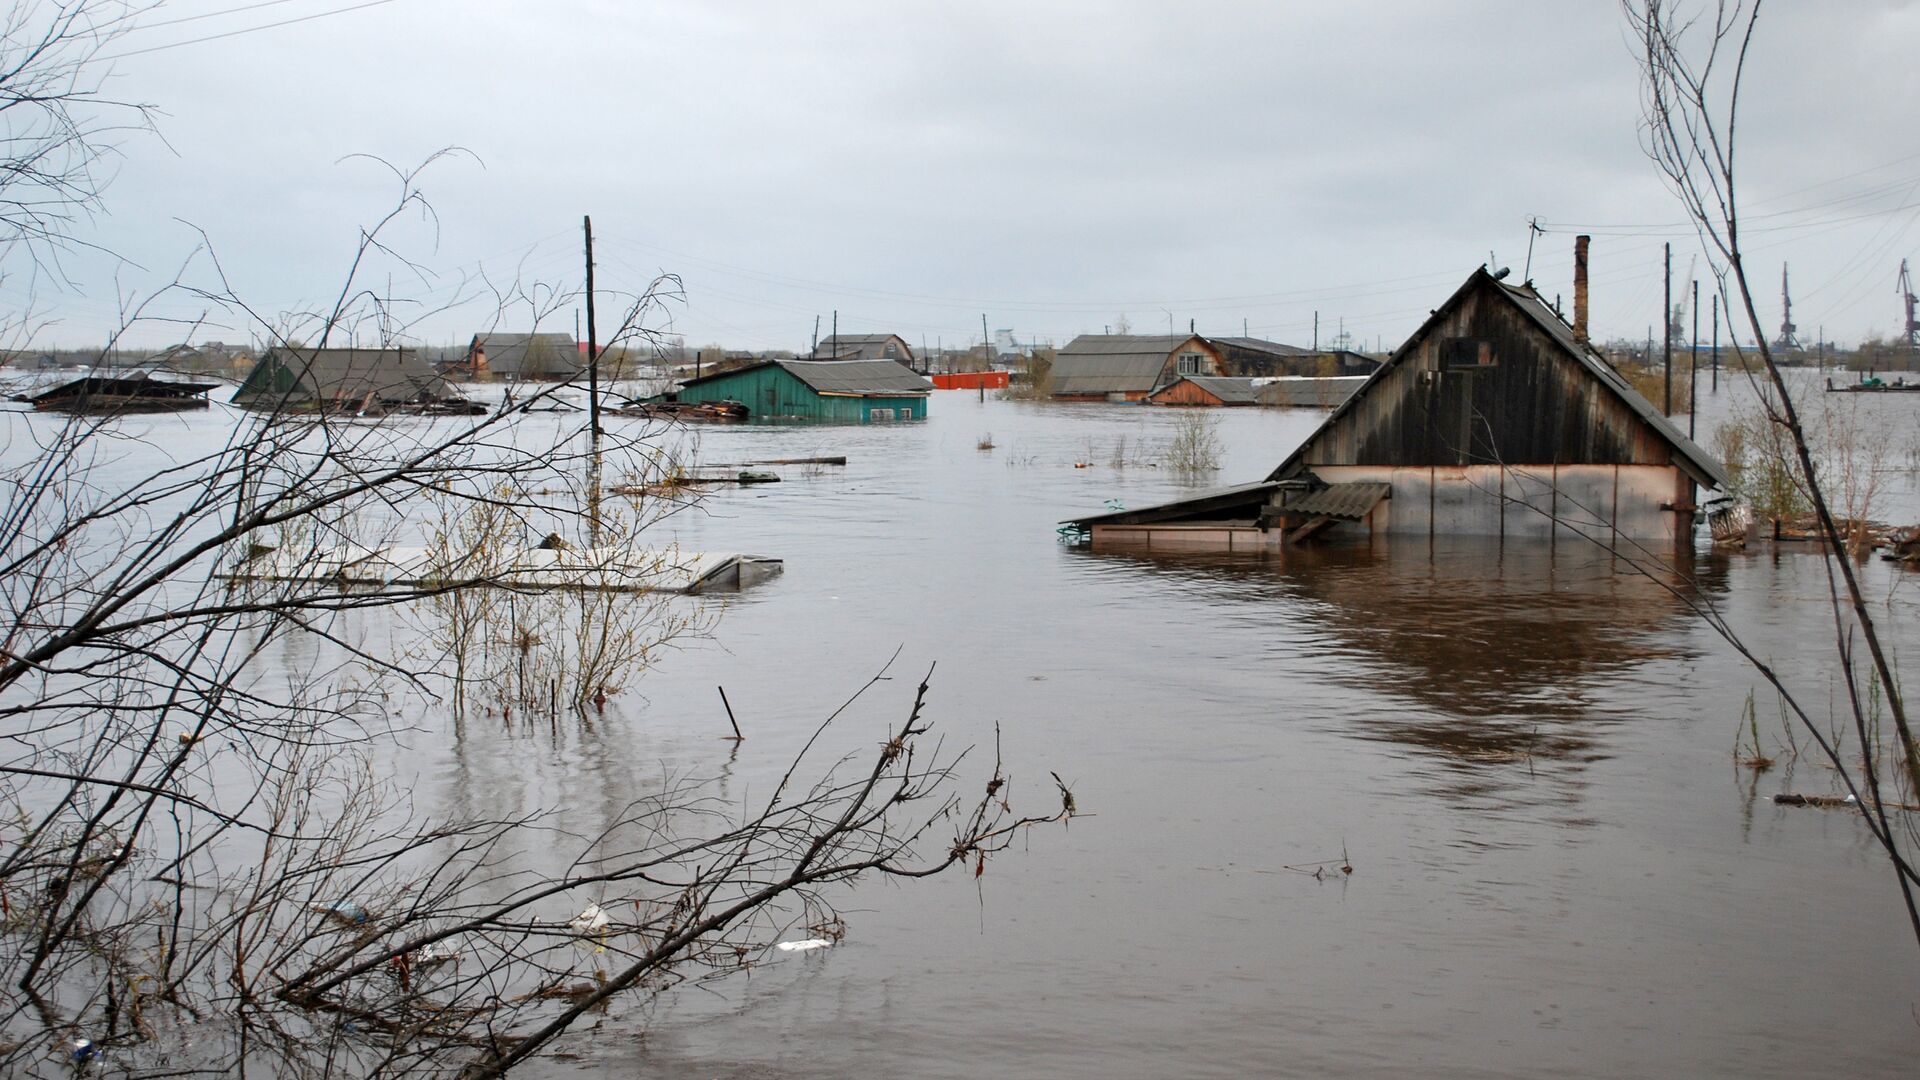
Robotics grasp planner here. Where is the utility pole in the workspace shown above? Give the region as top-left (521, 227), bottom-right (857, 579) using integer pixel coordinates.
top-left (981, 313), bottom-right (990, 401)
top-left (811, 315), bottom-right (820, 359)
top-left (1711, 293), bottom-right (1719, 392)
top-left (1313, 311), bottom-right (1319, 352)
top-left (583, 215), bottom-right (600, 441)
top-left (830, 310), bottom-right (838, 361)
top-left (1662, 242), bottom-right (1672, 415)
top-left (1689, 279), bottom-right (1699, 440)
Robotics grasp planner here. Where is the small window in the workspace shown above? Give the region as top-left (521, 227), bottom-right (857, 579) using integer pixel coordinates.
top-left (1177, 352), bottom-right (1205, 375)
top-left (1440, 337), bottom-right (1494, 370)
top-left (870, 407), bottom-right (894, 422)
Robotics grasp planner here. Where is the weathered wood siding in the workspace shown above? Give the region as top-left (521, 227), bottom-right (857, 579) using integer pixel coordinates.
top-left (1296, 284), bottom-right (1675, 470)
top-left (1148, 380), bottom-right (1229, 407)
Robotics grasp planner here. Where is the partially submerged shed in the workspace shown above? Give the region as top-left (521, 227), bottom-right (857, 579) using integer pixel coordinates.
top-left (24, 373), bottom-right (222, 414)
top-left (1049, 334), bottom-right (1221, 401)
top-left (1149, 375), bottom-right (1259, 407)
top-left (668, 358), bottom-right (931, 422)
top-left (1067, 268), bottom-right (1727, 551)
top-left (232, 347), bottom-right (473, 414)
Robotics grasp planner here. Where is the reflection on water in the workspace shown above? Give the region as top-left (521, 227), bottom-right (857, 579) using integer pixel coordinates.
top-left (1069, 542), bottom-right (1721, 796)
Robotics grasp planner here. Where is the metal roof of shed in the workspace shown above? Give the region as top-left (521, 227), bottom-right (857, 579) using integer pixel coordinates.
top-left (1283, 481), bottom-right (1391, 520)
top-left (1166, 375), bottom-right (1260, 403)
top-left (677, 358), bottom-right (931, 397)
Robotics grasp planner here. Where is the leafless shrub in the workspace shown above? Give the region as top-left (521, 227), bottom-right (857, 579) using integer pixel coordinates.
top-left (1164, 409), bottom-right (1223, 473)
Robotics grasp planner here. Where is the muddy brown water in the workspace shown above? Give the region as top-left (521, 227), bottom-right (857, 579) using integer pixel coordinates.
top-left (8, 377), bottom-right (1920, 1076)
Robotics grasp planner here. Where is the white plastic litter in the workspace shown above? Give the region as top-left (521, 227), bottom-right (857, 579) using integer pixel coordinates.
top-left (568, 903), bottom-right (610, 934)
top-left (774, 938), bottom-right (834, 952)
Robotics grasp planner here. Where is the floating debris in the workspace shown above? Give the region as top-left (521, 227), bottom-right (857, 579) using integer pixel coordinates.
top-left (223, 542), bottom-right (781, 595)
top-left (314, 900), bottom-right (371, 926)
top-left (774, 938), bottom-right (834, 952)
top-left (569, 904), bottom-right (610, 934)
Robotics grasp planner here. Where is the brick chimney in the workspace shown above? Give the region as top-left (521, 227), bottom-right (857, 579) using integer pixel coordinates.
top-left (1573, 234), bottom-right (1591, 345)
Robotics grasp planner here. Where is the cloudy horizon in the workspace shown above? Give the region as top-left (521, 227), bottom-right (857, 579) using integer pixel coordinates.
top-left (12, 0), bottom-right (1920, 355)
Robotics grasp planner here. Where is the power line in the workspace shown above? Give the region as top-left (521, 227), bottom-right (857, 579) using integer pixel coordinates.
top-left (100, 0), bottom-right (403, 60)
top-left (132, 0), bottom-right (323, 33)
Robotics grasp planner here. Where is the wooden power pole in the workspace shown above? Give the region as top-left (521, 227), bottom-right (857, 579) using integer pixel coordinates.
top-left (583, 215), bottom-right (600, 441)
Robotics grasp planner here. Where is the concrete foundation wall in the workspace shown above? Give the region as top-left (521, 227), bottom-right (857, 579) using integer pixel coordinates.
top-left (1311, 464), bottom-right (1686, 543)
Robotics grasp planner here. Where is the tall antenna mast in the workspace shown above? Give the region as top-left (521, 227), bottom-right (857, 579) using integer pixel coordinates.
top-left (1775, 262), bottom-right (1801, 352)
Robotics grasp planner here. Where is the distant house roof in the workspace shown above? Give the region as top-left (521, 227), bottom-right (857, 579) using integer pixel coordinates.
top-left (233, 347), bottom-right (458, 408)
top-left (1051, 334), bottom-right (1206, 396)
top-left (812, 333), bottom-right (914, 363)
top-left (1266, 268), bottom-right (1729, 490)
top-left (680, 358), bottom-right (932, 397)
top-left (471, 333), bottom-right (580, 379)
top-left (1208, 336), bottom-right (1314, 358)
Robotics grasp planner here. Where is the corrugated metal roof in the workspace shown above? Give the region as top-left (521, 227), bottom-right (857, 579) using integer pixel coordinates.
top-left (1063, 479), bottom-right (1284, 527)
top-left (1255, 376), bottom-right (1367, 407)
top-left (1284, 481), bottom-right (1390, 520)
top-left (1173, 376), bottom-right (1260, 403)
top-left (1051, 334), bottom-right (1195, 395)
top-left (239, 348), bottom-right (457, 405)
top-left (673, 358), bottom-right (930, 397)
top-left (1209, 336), bottom-right (1313, 357)
top-left (774, 358), bottom-right (931, 396)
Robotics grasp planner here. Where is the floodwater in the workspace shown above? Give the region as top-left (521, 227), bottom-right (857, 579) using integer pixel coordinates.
top-left (9, 375), bottom-right (1920, 1076)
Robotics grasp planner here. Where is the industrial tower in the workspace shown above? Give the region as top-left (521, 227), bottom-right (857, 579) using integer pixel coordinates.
top-left (1774, 262), bottom-right (1802, 352)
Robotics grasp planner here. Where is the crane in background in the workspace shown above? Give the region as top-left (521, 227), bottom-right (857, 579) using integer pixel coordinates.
top-left (1900, 258), bottom-right (1918, 350)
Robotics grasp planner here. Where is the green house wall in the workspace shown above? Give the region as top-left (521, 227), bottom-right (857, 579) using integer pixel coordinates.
top-left (231, 357), bottom-right (312, 406)
top-left (675, 366), bottom-right (926, 422)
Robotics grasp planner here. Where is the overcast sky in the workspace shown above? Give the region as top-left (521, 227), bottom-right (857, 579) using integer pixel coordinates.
top-left (15, 0), bottom-right (1920, 352)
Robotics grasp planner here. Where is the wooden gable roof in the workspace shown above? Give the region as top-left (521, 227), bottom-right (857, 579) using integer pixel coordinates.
top-left (1266, 268), bottom-right (1728, 489)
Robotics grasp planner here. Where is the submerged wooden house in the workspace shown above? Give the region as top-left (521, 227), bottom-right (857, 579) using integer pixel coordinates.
top-left (667, 358), bottom-right (931, 422)
top-left (232, 347), bottom-right (472, 414)
top-left (1049, 334), bottom-right (1222, 401)
top-left (24, 373), bottom-right (222, 414)
top-left (1068, 268), bottom-right (1728, 551)
top-left (457, 333), bottom-right (582, 381)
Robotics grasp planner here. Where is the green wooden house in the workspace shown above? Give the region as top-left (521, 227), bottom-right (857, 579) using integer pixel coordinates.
top-left (668, 359), bottom-right (931, 422)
